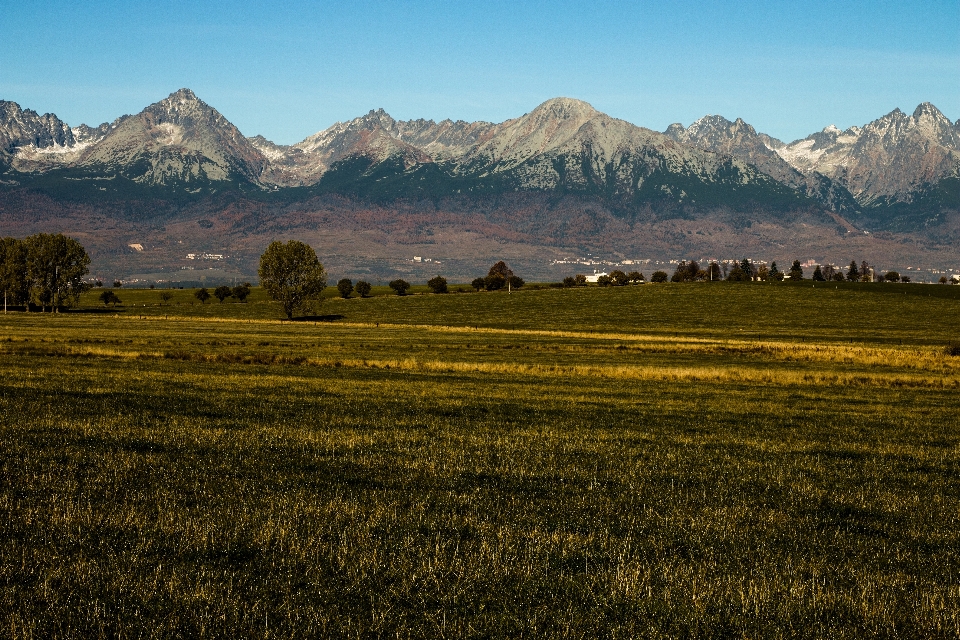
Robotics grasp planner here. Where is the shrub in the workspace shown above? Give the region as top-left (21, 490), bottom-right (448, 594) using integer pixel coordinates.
top-left (427, 276), bottom-right (448, 294)
top-left (355, 280), bottom-right (372, 297)
top-left (389, 279), bottom-right (410, 296)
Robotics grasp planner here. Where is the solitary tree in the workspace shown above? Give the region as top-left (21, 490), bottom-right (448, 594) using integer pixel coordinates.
top-left (651, 270), bottom-right (669, 283)
top-left (884, 271), bottom-right (900, 283)
top-left (427, 276), bottom-right (448, 293)
top-left (195, 287), bottom-right (211, 304)
top-left (232, 283), bottom-right (251, 302)
top-left (355, 280), bottom-right (372, 297)
top-left (389, 279), bottom-right (410, 295)
top-left (99, 290), bottom-right (121, 306)
top-left (258, 240), bottom-right (327, 319)
top-left (159, 291), bottom-right (174, 305)
top-left (214, 285), bottom-right (233, 302)
top-left (337, 278), bottom-right (354, 298)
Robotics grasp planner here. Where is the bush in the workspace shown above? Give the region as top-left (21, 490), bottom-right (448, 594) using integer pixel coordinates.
top-left (337, 279), bottom-right (353, 298)
top-left (651, 271), bottom-right (668, 283)
top-left (427, 276), bottom-right (448, 294)
top-left (355, 280), bottom-right (372, 297)
top-left (389, 279), bottom-right (410, 296)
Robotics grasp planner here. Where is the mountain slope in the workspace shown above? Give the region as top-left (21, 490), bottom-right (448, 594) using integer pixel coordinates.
top-left (775, 103), bottom-right (960, 209)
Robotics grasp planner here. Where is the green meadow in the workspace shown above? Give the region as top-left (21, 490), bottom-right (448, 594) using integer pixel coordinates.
top-left (2, 283), bottom-right (959, 638)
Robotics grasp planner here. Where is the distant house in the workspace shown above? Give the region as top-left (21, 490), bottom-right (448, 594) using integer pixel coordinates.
top-left (585, 271), bottom-right (608, 283)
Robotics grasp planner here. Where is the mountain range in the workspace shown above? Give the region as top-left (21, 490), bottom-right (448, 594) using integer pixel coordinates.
top-left (1, 89), bottom-right (958, 281)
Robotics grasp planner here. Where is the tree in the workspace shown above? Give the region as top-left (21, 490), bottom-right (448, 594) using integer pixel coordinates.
top-left (23, 233), bottom-right (91, 312)
top-left (99, 290), bottom-right (121, 306)
top-left (707, 262), bottom-right (722, 281)
top-left (113, 280), bottom-right (122, 288)
top-left (562, 276), bottom-right (576, 288)
top-left (232, 283), bottom-right (251, 302)
top-left (822, 264), bottom-right (836, 281)
top-left (788, 260), bottom-right (804, 281)
top-left (195, 287), bottom-right (211, 304)
top-left (846, 260), bottom-right (860, 282)
top-left (756, 264), bottom-right (769, 281)
top-left (597, 274), bottom-right (613, 286)
top-left (627, 271), bottom-right (644, 284)
top-left (726, 263), bottom-right (748, 282)
top-left (214, 285), bottom-right (233, 302)
top-left (812, 265), bottom-right (825, 282)
top-left (484, 274), bottom-right (505, 291)
top-left (355, 280), bottom-right (372, 297)
top-left (609, 270), bottom-right (629, 286)
top-left (159, 291), bottom-right (174, 305)
top-left (389, 279), bottom-right (410, 295)
top-left (940, 276), bottom-right (949, 284)
top-left (574, 274), bottom-right (587, 286)
top-left (0, 237), bottom-right (29, 309)
top-left (901, 275), bottom-right (911, 283)
top-left (508, 275), bottom-right (524, 290)
top-left (860, 261), bottom-right (871, 282)
top-left (471, 277), bottom-right (486, 292)
top-left (258, 240), bottom-right (328, 319)
top-left (488, 261), bottom-right (513, 280)
top-left (831, 272), bottom-right (845, 282)
top-left (884, 271), bottom-right (900, 283)
top-left (739, 259), bottom-right (754, 280)
top-left (337, 278), bottom-right (354, 298)
top-left (651, 270), bottom-right (668, 283)
top-left (427, 276), bottom-right (448, 294)
top-left (769, 262), bottom-right (783, 281)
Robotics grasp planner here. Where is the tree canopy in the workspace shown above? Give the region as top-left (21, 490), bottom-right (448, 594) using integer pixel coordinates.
top-left (258, 240), bottom-right (328, 319)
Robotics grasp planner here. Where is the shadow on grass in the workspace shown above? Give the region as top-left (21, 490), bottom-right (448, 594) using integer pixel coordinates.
top-left (65, 307), bottom-right (127, 314)
top-left (291, 314), bottom-right (345, 322)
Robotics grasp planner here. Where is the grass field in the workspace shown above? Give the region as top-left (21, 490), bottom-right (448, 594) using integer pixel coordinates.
top-left (2, 283), bottom-right (959, 637)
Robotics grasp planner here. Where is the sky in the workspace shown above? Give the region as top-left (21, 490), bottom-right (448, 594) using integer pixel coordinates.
top-left (2, 0), bottom-right (958, 145)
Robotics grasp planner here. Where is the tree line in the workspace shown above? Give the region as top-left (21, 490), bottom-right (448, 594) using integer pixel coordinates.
top-left (0, 234), bottom-right (90, 312)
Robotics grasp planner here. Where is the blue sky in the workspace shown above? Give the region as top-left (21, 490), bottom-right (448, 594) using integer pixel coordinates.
top-left (3, 0), bottom-right (957, 144)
